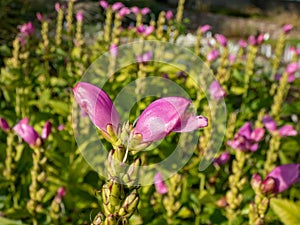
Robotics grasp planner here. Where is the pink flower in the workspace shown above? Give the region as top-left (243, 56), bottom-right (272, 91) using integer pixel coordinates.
top-left (165, 10), bottom-right (173, 20)
top-left (36, 12), bottom-right (44, 22)
top-left (13, 118), bottom-right (40, 146)
top-left (206, 49), bottom-right (219, 62)
top-left (58, 124), bottom-right (65, 131)
top-left (118, 7), bottom-right (130, 18)
top-left (154, 172), bottom-right (168, 194)
top-left (55, 3), bottom-right (61, 12)
top-left (41, 121), bottom-right (52, 139)
top-left (131, 6), bottom-right (140, 15)
top-left (263, 115), bottom-right (297, 137)
top-left (199, 24), bottom-right (211, 33)
top-left (248, 35), bottom-right (256, 45)
top-left (282, 24), bottom-right (293, 34)
top-left (228, 54), bottom-right (235, 64)
top-left (228, 122), bottom-right (264, 152)
top-left (141, 7), bottom-right (150, 15)
top-left (76, 12), bottom-right (83, 22)
top-left (57, 186), bottom-right (66, 198)
top-left (264, 164), bottom-right (300, 193)
top-left (213, 151), bottom-right (230, 167)
top-left (73, 82), bottom-right (120, 134)
top-left (262, 115), bottom-right (277, 132)
top-left (279, 125), bottom-right (297, 137)
top-left (0, 117), bottom-right (10, 132)
top-left (238, 39), bottom-right (247, 48)
top-left (133, 97), bottom-right (208, 143)
top-left (256, 33), bottom-right (264, 45)
top-left (209, 80), bottom-right (226, 100)
top-left (136, 25), bottom-right (154, 36)
top-left (215, 34), bottom-right (227, 47)
top-left (112, 2), bottom-right (124, 11)
top-left (73, 82), bottom-right (208, 144)
top-left (110, 43), bottom-right (118, 57)
top-left (19, 22), bottom-right (34, 36)
top-left (136, 51), bottom-right (153, 64)
top-left (285, 62), bottom-right (300, 75)
top-left (99, 0), bottom-right (109, 9)
top-left (275, 73), bottom-right (296, 83)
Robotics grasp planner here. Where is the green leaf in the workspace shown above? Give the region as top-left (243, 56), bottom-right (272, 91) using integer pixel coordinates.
top-left (230, 86), bottom-right (244, 95)
top-left (270, 198), bottom-right (300, 225)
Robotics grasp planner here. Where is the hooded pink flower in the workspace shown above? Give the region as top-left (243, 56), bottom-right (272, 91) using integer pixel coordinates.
top-left (154, 172), bottom-right (168, 194)
top-left (73, 82), bottom-right (208, 144)
top-left (227, 122), bottom-right (264, 152)
top-left (131, 6), bottom-right (140, 15)
top-left (118, 7), bottom-right (130, 17)
top-left (285, 62), bottom-right (300, 75)
top-left (199, 24), bottom-right (211, 33)
top-left (165, 10), bottom-right (173, 21)
top-left (275, 73), bottom-right (296, 83)
top-left (282, 24), bottom-right (293, 34)
top-left (55, 3), bottom-right (61, 12)
top-left (238, 39), bottom-right (247, 48)
top-left (36, 12), bottom-right (44, 22)
top-left (141, 7), bottom-right (150, 15)
top-left (256, 33), bottom-right (264, 45)
top-left (206, 49), bottom-right (219, 62)
top-left (41, 121), bottom-right (52, 139)
top-left (209, 80), bottom-right (226, 100)
top-left (110, 43), bottom-right (118, 57)
top-left (99, 0), bottom-right (109, 9)
top-left (112, 2), bottom-right (124, 11)
top-left (136, 25), bottom-right (154, 36)
top-left (134, 97), bottom-right (208, 143)
top-left (13, 118), bottom-right (40, 146)
top-left (0, 117), bottom-right (10, 132)
top-left (215, 34), bottom-right (227, 47)
top-left (262, 115), bottom-right (297, 137)
top-left (136, 51), bottom-right (153, 64)
top-left (19, 22), bottom-right (34, 36)
top-left (73, 82), bottom-right (120, 134)
top-left (76, 12), bottom-right (83, 22)
top-left (213, 151), bottom-right (230, 167)
top-left (248, 35), bottom-right (256, 46)
top-left (264, 164), bottom-right (300, 193)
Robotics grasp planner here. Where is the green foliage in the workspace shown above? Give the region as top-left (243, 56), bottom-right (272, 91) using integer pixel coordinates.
top-left (270, 198), bottom-right (300, 225)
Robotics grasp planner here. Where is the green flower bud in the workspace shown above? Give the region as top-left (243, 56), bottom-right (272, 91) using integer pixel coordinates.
top-left (36, 188), bottom-right (46, 202)
top-left (118, 189), bottom-right (139, 218)
top-left (37, 172), bottom-right (46, 183)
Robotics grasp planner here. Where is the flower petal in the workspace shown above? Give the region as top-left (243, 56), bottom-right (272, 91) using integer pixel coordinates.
top-left (73, 82), bottom-right (120, 133)
top-left (262, 115), bottom-right (277, 132)
top-left (13, 119), bottom-right (39, 146)
top-left (279, 125), bottom-right (297, 137)
top-left (154, 172), bottom-right (168, 194)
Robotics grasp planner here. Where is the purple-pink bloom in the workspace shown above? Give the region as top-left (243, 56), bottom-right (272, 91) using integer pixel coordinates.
top-left (285, 62), bottom-right (300, 75)
top-left (199, 24), bottom-right (211, 33)
top-left (248, 35), bottom-right (256, 46)
top-left (263, 114), bottom-right (297, 137)
top-left (282, 24), bottom-right (293, 34)
top-left (0, 117), bottom-right (10, 132)
top-left (58, 124), bottom-right (65, 131)
top-left (215, 34), bottom-right (227, 47)
top-left (131, 6), bottom-right (140, 15)
top-left (227, 122), bottom-right (264, 152)
top-left (76, 12), bottom-right (83, 22)
top-left (110, 43), bottom-right (118, 57)
top-left (279, 125), bottom-right (297, 137)
top-left (41, 121), bottom-right (52, 139)
top-left (209, 80), bottom-right (226, 100)
top-left (154, 172), bottom-right (168, 194)
top-left (213, 151), bottom-right (230, 167)
top-left (275, 73), bottom-right (296, 83)
top-left (238, 39), bottom-right (247, 48)
top-left (256, 33), bottom-right (264, 45)
top-left (206, 49), bottom-right (219, 62)
top-left (134, 97), bottom-right (208, 143)
top-left (118, 7), bottom-right (130, 17)
top-left (136, 51), bottom-right (153, 64)
top-left (165, 10), bottom-right (173, 20)
top-left (36, 12), bottom-right (44, 22)
top-left (13, 118), bottom-right (40, 146)
top-left (57, 186), bottom-right (66, 198)
top-left (19, 22), bottom-right (34, 36)
top-left (136, 25), bottom-right (154, 36)
top-left (228, 54), bottom-right (235, 64)
top-left (265, 164), bottom-right (300, 193)
top-left (112, 2), bottom-right (124, 11)
top-left (55, 3), bottom-right (61, 12)
top-left (99, 0), bottom-right (109, 9)
top-left (141, 7), bottom-right (150, 15)
top-left (73, 82), bottom-right (120, 134)
top-left (262, 115), bottom-right (277, 132)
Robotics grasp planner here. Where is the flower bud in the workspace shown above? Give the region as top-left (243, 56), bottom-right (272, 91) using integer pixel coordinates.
top-left (251, 173), bottom-right (262, 191)
top-left (261, 177), bottom-right (276, 194)
top-left (118, 189), bottom-right (139, 218)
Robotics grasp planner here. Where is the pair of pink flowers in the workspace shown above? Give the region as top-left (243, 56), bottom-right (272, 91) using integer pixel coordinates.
top-left (12, 119), bottom-right (52, 147)
top-left (73, 82), bottom-right (208, 145)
